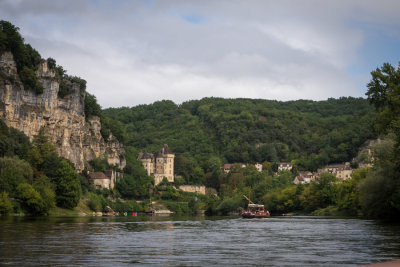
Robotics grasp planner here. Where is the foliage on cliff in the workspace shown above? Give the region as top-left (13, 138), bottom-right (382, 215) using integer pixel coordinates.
top-left (0, 21), bottom-right (124, 144)
top-left (0, 20), bottom-right (43, 94)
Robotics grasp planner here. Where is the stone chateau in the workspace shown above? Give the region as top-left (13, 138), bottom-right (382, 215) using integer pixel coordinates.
top-left (138, 144), bottom-right (175, 185)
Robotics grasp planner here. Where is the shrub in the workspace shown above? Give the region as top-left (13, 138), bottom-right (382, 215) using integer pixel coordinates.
top-left (87, 192), bottom-right (102, 212)
top-left (19, 66), bottom-right (43, 94)
top-left (0, 191), bottom-right (12, 215)
top-left (16, 183), bottom-right (47, 215)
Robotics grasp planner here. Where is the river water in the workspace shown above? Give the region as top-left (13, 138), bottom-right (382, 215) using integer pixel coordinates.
top-left (1, 215), bottom-right (399, 266)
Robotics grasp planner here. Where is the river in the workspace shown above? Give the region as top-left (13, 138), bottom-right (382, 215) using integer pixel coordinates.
top-left (1, 215), bottom-right (399, 266)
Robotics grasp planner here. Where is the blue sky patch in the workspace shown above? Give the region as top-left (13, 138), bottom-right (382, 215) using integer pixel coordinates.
top-left (182, 15), bottom-right (205, 25)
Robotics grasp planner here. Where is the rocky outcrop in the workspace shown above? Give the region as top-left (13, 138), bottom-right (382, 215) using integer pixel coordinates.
top-left (0, 52), bottom-right (125, 171)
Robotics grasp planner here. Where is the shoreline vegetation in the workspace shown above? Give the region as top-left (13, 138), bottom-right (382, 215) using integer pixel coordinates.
top-left (1, 21), bottom-right (399, 222)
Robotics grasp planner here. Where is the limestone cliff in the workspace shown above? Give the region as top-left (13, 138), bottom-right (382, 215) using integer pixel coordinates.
top-left (0, 51), bottom-right (125, 171)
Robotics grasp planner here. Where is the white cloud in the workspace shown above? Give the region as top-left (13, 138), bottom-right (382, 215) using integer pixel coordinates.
top-left (0, 0), bottom-right (399, 107)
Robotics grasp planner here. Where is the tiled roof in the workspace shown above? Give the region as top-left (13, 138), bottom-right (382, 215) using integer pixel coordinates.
top-left (141, 151), bottom-right (153, 159)
top-left (224, 163), bottom-right (233, 169)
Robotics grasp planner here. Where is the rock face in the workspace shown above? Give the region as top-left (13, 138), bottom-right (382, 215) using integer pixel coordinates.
top-left (0, 52), bottom-right (125, 171)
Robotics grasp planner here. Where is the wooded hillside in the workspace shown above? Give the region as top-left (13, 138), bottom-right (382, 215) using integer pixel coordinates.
top-left (104, 97), bottom-right (376, 173)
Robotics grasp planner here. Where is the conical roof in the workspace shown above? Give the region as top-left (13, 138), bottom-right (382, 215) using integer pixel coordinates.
top-left (141, 151), bottom-right (152, 159)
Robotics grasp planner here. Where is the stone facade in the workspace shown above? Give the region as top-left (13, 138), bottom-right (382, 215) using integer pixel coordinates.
top-left (138, 144), bottom-right (175, 185)
top-left (278, 162), bottom-right (292, 171)
top-left (255, 163), bottom-right (263, 172)
top-left (87, 170), bottom-right (121, 189)
top-left (179, 185), bottom-right (206, 195)
top-left (0, 52), bottom-right (125, 171)
top-left (317, 162), bottom-right (353, 180)
top-left (294, 171), bottom-right (316, 184)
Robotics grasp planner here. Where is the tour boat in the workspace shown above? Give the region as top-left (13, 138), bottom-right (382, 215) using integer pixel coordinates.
top-left (242, 192), bottom-right (270, 218)
top-left (242, 203), bottom-right (270, 218)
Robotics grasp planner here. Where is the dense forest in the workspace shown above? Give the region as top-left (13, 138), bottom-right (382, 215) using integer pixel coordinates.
top-left (104, 97), bottom-right (376, 178)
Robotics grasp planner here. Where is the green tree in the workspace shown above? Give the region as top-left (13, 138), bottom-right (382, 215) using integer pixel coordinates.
top-left (16, 183), bottom-right (47, 215)
top-left (359, 136), bottom-right (400, 219)
top-left (84, 93), bottom-right (102, 119)
top-left (0, 21), bottom-right (43, 93)
top-left (47, 57), bottom-right (56, 69)
top-left (361, 62), bottom-right (400, 220)
top-left (0, 119), bottom-right (30, 159)
top-left (366, 62), bottom-right (400, 144)
top-left (28, 128), bottom-right (58, 169)
top-left (55, 160), bottom-right (81, 209)
top-left (299, 173), bottom-right (337, 212)
top-left (0, 191), bottom-right (12, 215)
top-left (336, 168), bottom-right (367, 216)
top-left (175, 155), bottom-right (204, 185)
top-left (88, 156), bottom-right (109, 172)
top-left (0, 157), bottom-right (33, 196)
top-left (87, 192), bottom-right (102, 212)
top-left (216, 197), bottom-right (242, 215)
top-left (34, 184), bottom-right (56, 212)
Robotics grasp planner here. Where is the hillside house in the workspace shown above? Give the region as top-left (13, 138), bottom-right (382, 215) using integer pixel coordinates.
top-left (255, 163), bottom-right (263, 172)
top-left (317, 162), bottom-right (352, 180)
top-left (223, 163), bottom-right (233, 173)
top-left (138, 144), bottom-right (175, 186)
top-left (87, 170), bottom-right (120, 189)
top-left (278, 162), bottom-right (292, 171)
top-left (222, 163), bottom-right (247, 173)
top-left (293, 171), bottom-right (316, 184)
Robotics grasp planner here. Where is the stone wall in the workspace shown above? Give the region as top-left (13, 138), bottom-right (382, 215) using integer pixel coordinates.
top-left (0, 52), bottom-right (125, 171)
top-left (179, 185), bottom-right (206, 195)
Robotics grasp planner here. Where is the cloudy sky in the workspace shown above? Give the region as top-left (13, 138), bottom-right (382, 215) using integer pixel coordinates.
top-left (1, 0), bottom-right (400, 108)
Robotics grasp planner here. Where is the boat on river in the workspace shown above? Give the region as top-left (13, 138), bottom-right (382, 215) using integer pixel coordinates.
top-left (242, 193), bottom-right (270, 218)
top-left (242, 203), bottom-right (270, 218)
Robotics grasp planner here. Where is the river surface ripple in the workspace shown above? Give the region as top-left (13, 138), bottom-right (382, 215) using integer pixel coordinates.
top-left (1, 216), bottom-right (400, 266)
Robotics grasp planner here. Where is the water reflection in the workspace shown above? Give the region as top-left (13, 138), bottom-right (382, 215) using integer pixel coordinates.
top-left (1, 215), bottom-right (399, 266)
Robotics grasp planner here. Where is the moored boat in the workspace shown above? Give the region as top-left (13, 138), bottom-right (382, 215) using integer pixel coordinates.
top-left (145, 209), bottom-right (155, 215)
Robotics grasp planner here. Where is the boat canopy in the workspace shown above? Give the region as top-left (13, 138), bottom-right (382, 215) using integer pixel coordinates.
top-left (248, 204), bottom-right (264, 208)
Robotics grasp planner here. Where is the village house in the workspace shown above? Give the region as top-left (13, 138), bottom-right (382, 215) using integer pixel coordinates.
top-left (317, 162), bottom-right (353, 180)
top-left (87, 170), bottom-right (121, 189)
top-left (138, 144), bottom-right (175, 186)
top-left (222, 163), bottom-right (247, 173)
top-left (278, 162), bottom-right (292, 171)
top-left (255, 163), bottom-right (263, 172)
top-left (293, 171), bottom-right (316, 185)
top-left (223, 163), bottom-right (233, 173)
